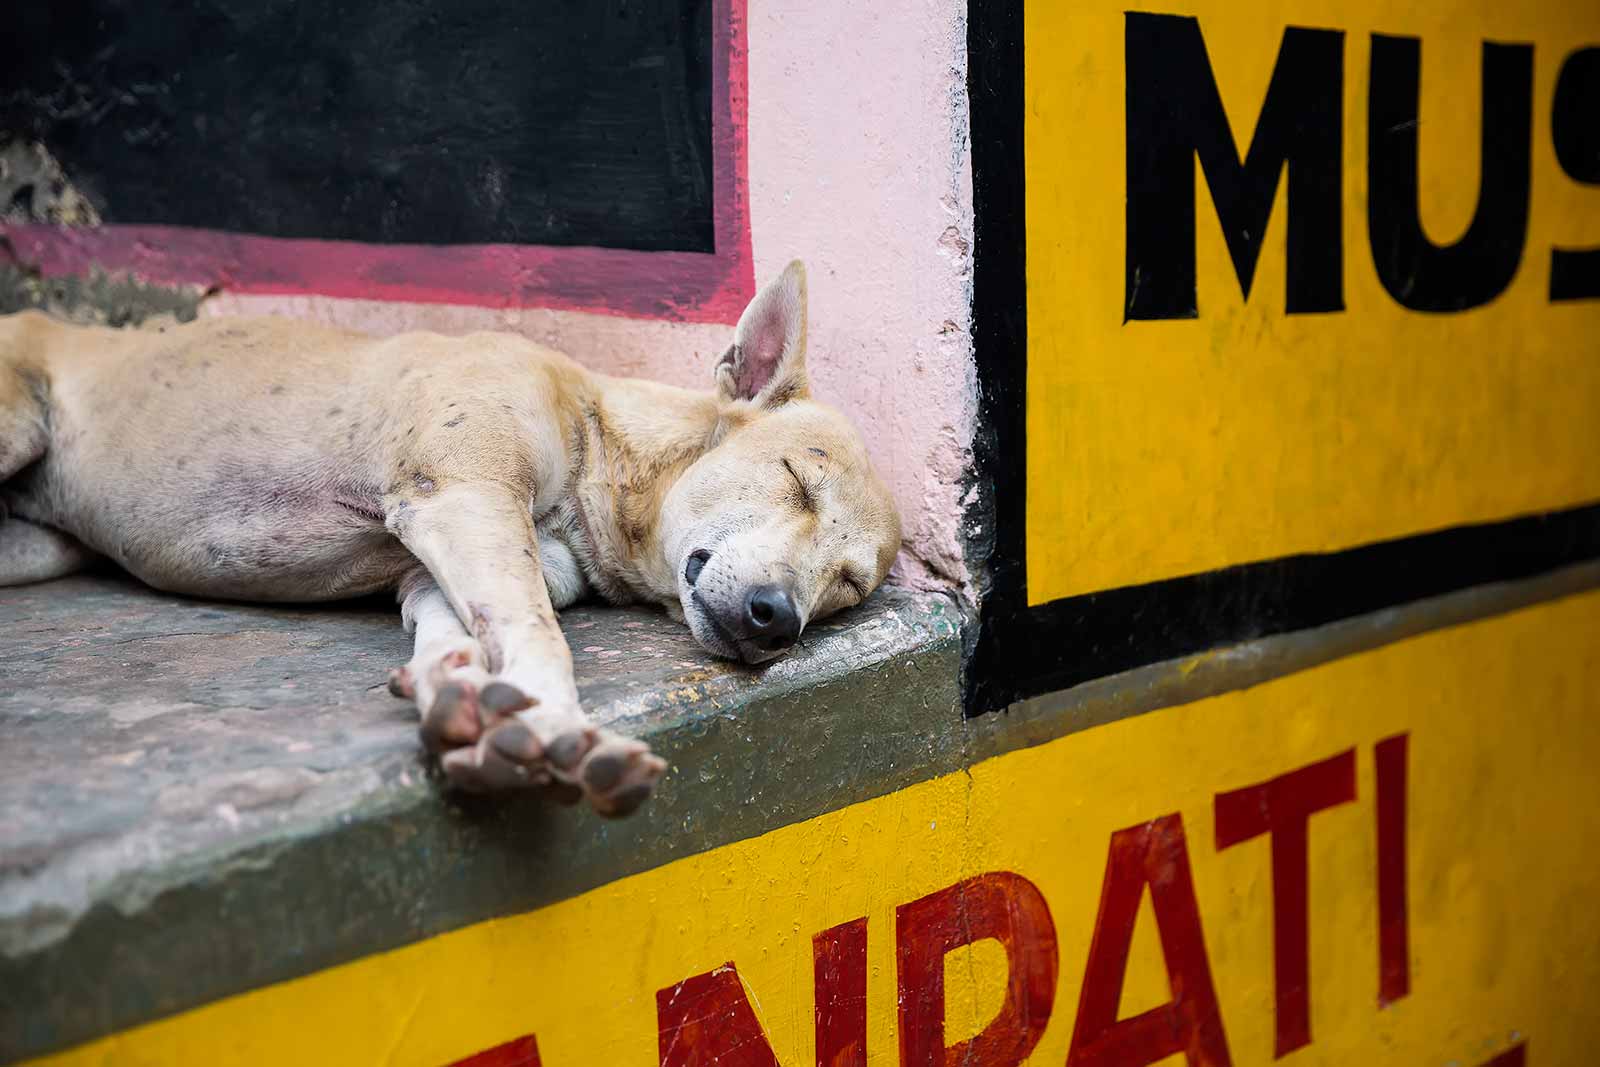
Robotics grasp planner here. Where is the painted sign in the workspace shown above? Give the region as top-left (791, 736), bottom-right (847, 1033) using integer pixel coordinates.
top-left (0, 0), bottom-right (753, 320)
top-left (967, 0), bottom-right (1600, 709)
top-left (28, 589), bottom-right (1600, 1066)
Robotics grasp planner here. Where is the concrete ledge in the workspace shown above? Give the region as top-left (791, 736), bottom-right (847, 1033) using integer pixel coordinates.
top-left (7, 559), bottom-right (1600, 1059)
top-left (0, 575), bottom-right (964, 1059)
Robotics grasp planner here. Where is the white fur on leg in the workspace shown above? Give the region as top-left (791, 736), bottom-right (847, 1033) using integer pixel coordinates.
top-left (399, 576), bottom-right (490, 712)
top-left (0, 519), bottom-right (93, 586)
top-left (537, 532), bottom-right (587, 609)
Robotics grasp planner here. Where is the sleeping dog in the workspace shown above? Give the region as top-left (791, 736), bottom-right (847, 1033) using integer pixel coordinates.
top-left (0, 261), bottom-right (901, 816)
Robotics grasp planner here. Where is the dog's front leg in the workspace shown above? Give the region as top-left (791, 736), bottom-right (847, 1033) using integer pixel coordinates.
top-left (388, 483), bottom-right (666, 816)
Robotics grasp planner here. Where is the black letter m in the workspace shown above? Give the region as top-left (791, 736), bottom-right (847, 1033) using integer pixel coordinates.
top-left (1125, 14), bottom-right (1343, 319)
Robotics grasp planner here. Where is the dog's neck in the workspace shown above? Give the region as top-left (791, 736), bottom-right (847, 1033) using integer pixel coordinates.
top-left (563, 373), bottom-right (728, 607)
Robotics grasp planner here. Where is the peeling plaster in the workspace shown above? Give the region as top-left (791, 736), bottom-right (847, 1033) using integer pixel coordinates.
top-left (0, 140), bottom-right (102, 228)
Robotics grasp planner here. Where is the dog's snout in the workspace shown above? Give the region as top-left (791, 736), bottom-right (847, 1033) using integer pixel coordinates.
top-left (684, 549), bottom-right (711, 586)
top-left (745, 584), bottom-right (801, 652)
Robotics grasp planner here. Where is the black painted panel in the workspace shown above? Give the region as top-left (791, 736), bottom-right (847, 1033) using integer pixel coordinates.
top-left (1, 0), bottom-right (714, 251)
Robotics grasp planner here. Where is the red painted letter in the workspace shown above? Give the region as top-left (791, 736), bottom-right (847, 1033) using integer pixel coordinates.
top-left (657, 964), bottom-right (782, 1067)
top-left (896, 871), bottom-right (1058, 1067)
top-left (814, 918), bottom-right (868, 1067)
top-left (1375, 733), bottom-right (1410, 1006)
top-left (1481, 1044), bottom-right (1526, 1066)
top-left (448, 1034), bottom-right (542, 1067)
top-left (1067, 814), bottom-right (1232, 1067)
top-left (1214, 748), bottom-right (1356, 1058)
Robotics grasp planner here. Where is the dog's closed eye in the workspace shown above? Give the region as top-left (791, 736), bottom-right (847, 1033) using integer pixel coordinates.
top-left (782, 458), bottom-right (817, 513)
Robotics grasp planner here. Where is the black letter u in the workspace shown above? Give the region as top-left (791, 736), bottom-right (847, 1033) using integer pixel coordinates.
top-left (1368, 36), bottom-right (1533, 312)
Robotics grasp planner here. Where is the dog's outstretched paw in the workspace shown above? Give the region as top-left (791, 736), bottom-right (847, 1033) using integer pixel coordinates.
top-left (396, 670), bottom-right (667, 815)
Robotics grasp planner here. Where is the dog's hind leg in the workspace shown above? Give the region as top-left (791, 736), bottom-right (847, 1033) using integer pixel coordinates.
top-left (0, 315), bottom-right (51, 486)
top-left (0, 316), bottom-right (90, 585)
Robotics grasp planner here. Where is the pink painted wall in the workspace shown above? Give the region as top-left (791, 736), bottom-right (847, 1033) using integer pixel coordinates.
top-left (205, 0), bottom-right (977, 592)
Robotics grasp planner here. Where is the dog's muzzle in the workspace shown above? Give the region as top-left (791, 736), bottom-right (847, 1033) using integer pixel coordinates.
top-left (684, 550), bottom-right (803, 664)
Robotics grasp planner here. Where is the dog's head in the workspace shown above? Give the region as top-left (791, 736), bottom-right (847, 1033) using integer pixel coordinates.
top-left (659, 261), bottom-right (901, 664)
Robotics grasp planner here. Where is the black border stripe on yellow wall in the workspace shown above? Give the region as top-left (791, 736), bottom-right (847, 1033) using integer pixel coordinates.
top-left (963, 0), bottom-right (1600, 715)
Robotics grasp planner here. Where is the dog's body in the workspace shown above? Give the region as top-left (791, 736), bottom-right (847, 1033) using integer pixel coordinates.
top-left (0, 262), bottom-right (900, 815)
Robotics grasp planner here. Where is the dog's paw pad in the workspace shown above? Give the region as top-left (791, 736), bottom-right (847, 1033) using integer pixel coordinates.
top-left (545, 726), bottom-right (599, 771)
top-left (581, 749), bottom-right (630, 793)
top-left (580, 738), bottom-right (667, 817)
top-left (420, 681), bottom-right (482, 753)
top-left (487, 719), bottom-right (542, 762)
top-left (480, 681), bottom-right (536, 716)
top-left (440, 742), bottom-right (549, 792)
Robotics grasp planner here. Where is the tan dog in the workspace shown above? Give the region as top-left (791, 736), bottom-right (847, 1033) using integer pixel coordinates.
top-left (0, 262), bottom-right (901, 816)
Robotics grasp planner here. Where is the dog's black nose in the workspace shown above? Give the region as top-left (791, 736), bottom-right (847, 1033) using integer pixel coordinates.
top-left (745, 585), bottom-right (801, 653)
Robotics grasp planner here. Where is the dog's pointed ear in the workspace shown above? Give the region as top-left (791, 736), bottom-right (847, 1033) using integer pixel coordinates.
top-left (715, 260), bottom-right (810, 408)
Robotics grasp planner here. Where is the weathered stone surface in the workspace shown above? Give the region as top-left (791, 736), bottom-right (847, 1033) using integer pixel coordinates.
top-left (0, 572), bottom-right (964, 1058)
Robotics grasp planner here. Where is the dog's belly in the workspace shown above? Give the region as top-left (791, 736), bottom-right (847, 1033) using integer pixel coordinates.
top-left (4, 315), bottom-right (429, 600)
top-left (11, 452), bottom-right (417, 601)
top-left (10, 399), bottom-right (418, 601)
top-left (127, 515), bottom-right (415, 602)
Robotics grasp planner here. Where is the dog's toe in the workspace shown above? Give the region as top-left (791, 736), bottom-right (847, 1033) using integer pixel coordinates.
top-left (387, 666), bottom-right (416, 699)
top-left (438, 716), bottom-right (556, 793)
top-left (545, 726), bottom-right (599, 772)
top-left (420, 681), bottom-right (482, 753)
top-left (487, 718), bottom-right (542, 762)
top-left (579, 737), bottom-right (668, 817)
top-left (480, 681), bottom-right (536, 716)
top-left (440, 742), bottom-right (549, 792)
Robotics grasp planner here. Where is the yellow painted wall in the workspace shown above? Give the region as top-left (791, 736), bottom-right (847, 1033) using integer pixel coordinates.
top-left (31, 588), bottom-right (1600, 1066)
top-left (1025, 0), bottom-right (1600, 605)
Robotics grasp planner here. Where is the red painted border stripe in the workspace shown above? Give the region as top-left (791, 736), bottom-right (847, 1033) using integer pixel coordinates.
top-left (0, 0), bottom-right (754, 324)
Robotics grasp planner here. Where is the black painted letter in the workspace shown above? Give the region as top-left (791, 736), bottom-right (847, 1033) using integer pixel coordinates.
top-left (1368, 36), bottom-right (1533, 312)
top-left (1125, 14), bottom-right (1344, 320)
top-left (1551, 47), bottom-right (1600, 302)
